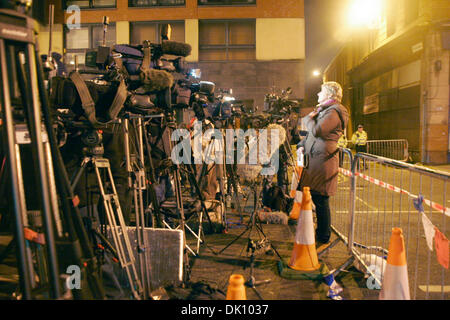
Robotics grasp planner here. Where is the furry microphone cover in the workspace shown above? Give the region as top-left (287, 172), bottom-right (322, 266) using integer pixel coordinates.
top-left (161, 40), bottom-right (192, 57)
top-left (140, 69), bottom-right (174, 92)
top-left (258, 211), bottom-right (289, 225)
top-left (236, 123), bottom-right (287, 182)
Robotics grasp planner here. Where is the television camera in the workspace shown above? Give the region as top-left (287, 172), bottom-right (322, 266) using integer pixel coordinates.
top-left (264, 87), bottom-right (301, 117)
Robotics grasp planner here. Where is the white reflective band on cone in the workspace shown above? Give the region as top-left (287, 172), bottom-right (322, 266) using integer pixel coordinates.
top-left (294, 190), bottom-right (303, 203)
top-left (294, 209), bottom-right (314, 245)
top-left (379, 264), bottom-right (410, 300)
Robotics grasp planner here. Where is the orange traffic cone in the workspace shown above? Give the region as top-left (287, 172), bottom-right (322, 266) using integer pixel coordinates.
top-left (226, 274), bottom-right (247, 300)
top-left (379, 228), bottom-right (410, 300)
top-left (289, 166), bottom-right (303, 220)
top-left (288, 187), bottom-right (320, 271)
top-left (289, 189), bottom-right (303, 220)
top-left (289, 166), bottom-right (303, 198)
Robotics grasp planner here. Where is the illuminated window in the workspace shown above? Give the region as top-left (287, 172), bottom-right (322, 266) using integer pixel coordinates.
top-left (65, 0), bottom-right (116, 9)
top-left (129, 0), bottom-right (185, 7)
top-left (65, 23), bottom-right (116, 66)
top-left (130, 21), bottom-right (185, 45)
top-left (199, 20), bottom-right (255, 61)
top-left (198, 0), bottom-right (256, 5)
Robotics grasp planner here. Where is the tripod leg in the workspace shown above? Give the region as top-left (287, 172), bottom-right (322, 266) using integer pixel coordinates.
top-left (253, 222), bottom-right (283, 261)
top-left (136, 118), bottom-right (152, 297)
top-left (141, 121), bottom-right (163, 228)
top-left (126, 117), bottom-right (151, 298)
top-left (22, 44), bottom-right (61, 298)
top-left (93, 159), bottom-right (143, 299)
top-left (217, 215), bottom-right (254, 255)
top-left (70, 158), bottom-right (89, 191)
top-left (162, 123), bottom-right (191, 277)
top-left (227, 163), bottom-right (244, 223)
top-left (0, 92), bottom-right (33, 301)
top-left (1, 39), bottom-right (56, 299)
top-left (251, 185), bottom-right (284, 261)
top-left (43, 141), bottom-right (64, 238)
top-left (183, 164), bottom-right (219, 255)
top-left (250, 286), bottom-right (264, 300)
top-left (35, 40), bottom-right (105, 300)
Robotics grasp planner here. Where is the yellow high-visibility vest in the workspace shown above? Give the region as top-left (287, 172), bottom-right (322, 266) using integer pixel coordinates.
top-left (337, 134), bottom-right (347, 148)
top-left (351, 131), bottom-right (367, 146)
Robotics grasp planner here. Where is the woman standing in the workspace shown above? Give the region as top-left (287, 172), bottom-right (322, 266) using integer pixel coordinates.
top-left (298, 81), bottom-right (349, 245)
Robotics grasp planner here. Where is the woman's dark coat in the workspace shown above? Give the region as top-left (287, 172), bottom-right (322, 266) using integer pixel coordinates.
top-left (299, 103), bottom-right (349, 196)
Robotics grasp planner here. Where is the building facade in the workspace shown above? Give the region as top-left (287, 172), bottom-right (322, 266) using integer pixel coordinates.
top-left (38, 0), bottom-right (305, 110)
top-left (323, 0), bottom-right (450, 164)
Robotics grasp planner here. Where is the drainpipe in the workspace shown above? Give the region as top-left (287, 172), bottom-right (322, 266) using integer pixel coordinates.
top-left (420, 26), bottom-right (431, 164)
top-left (421, 90), bottom-right (428, 163)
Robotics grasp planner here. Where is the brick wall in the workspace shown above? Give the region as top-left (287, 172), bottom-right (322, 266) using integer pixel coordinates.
top-left (423, 30), bottom-right (450, 164)
top-left (188, 60), bottom-right (304, 109)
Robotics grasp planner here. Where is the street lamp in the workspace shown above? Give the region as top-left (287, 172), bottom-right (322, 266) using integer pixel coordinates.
top-left (348, 0), bottom-right (382, 30)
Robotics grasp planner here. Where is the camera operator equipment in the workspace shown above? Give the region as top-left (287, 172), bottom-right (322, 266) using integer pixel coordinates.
top-left (65, 118), bottom-right (144, 300)
top-left (205, 87), bottom-right (246, 226)
top-left (262, 87), bottom-right (302, 199)
top-left (118, 27), bottom-right (220, 261)
top-left (122, 111), bottom-right (168, 299)
top-left (219, 171), bottom-right (284, 300)
top-left (217, 121), bottom-right (287, 300)
top-left (50, 15), bottom-right (154, 299)
top-left (0, 1), bottom-right (105, 299)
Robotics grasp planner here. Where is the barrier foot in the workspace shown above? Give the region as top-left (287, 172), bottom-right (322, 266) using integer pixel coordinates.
top-left (330, 256), bottom-right (355, 279)
top-left (317, 238), bottom-right (341, 258)
top-left (278, 259), bottom-right (329, 280)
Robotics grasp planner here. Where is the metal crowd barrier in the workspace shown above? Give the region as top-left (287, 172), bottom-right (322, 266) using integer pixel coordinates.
top-left (329, 148), bottom-right (353, 247)
top-left (329, 150), bottom-right (449, 300)
top-left (366, 139), bottom-right (409, 161)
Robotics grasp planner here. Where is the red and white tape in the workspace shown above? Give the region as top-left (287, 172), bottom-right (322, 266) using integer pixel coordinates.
top-left (338, 168), bottom-right (450, 217)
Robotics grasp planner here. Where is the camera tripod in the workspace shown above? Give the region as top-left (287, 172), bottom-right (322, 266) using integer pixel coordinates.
top-left (123, 113), bottom-right (152, 299)
top-left (184, 131), bottom-right (226, 254)
top-left (70, 140), bottom-right (143, 300)
top-left (270, 115), bottom-right (301, 194)
top-left (218, 174), bottom-right (283, 300)
top-left (123, 111), bottom-right (179, 298)
top-left (157, 115), bottom-right (218, 258)
top-left (0, 6), bottom-right (105, 300)
top-left (204, 117), bottom-right (245, 226)
top-left (145, 112), bottom-right (195, 280)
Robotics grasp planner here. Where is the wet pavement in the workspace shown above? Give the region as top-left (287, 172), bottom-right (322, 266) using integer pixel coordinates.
top-left (0, 208), bottom-right (381, 300)
top-left (186, 210), bottom-right (380, 301)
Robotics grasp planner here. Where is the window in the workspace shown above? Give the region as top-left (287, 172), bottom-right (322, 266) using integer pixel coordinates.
top-left (199, 20), bottom-right (255, 61)
top-left (65, 0), bottom-right (116, 9)
top-left (130, 21), bottom-right (185, 45)
top-left (64, 23), bottom-right (116, 66)
top-left (129, 0), bottom-right (185, 7)
top-left (198, 0), bottom-right (256, 5)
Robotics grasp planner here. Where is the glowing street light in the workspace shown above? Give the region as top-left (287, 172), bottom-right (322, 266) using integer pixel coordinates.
top-left (348, 0), bottom-right (382, 30)
top-left (312, 70), bottom-right (321, 77)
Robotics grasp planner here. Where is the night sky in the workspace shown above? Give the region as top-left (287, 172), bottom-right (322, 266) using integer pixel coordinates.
top-left (305, 0), bottom-right (351, 108)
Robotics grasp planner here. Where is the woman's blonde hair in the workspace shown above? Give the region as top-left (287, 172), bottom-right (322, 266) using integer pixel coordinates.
top-left (322, 81), bottom-right (343, 102)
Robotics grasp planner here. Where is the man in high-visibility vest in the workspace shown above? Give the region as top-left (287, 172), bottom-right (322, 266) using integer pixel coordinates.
top-left (337, 133), bottom-right (347, 167)
top-left (338, 133), bottom-right (347, 148)
top-left (351, 124), bottom-right (368, 169)
top-left (351, 124), bottom-right (368, 153)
